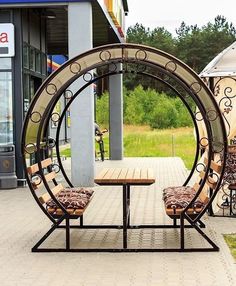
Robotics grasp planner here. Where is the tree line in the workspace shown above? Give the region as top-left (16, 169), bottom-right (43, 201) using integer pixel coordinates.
top-left (96, 86), bottom-right (193, 129)
top-left (96, 16), bottom-right (236, 129)
top-left (126, 15), bottom-right (236, 80)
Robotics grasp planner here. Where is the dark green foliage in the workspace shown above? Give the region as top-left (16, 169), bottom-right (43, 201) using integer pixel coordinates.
top-left (95, 91), bottom-right (109, 125)
top-left (96, 85), bottom-right (193, 129)
top-left (126, 15), bottom-right (236, 77)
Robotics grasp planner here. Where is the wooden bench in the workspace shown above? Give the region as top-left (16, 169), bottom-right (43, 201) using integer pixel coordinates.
top-left (27, 158), bottom-right (94, 218)
top-left (163, 157), bottom-right (222, 218)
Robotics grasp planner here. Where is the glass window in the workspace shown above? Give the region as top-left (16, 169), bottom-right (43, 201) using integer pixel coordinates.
top-left (41, 53), bottom-right (47, 75)
top-left (23, 43), bottom-right (29, 69)
top-left (0, 58), bottom-right (11, 70)
top-left (29, 47), bottom-right (35, 71)
top-left (0, 72), bottom-right (13, 144)
top-left (23, 74), bottom-right (30, 115)
top-left (35, 50), bottom-right (41, 73)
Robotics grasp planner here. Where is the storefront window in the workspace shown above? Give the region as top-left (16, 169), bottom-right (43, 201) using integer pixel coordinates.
top-left (35, 50), bottom-right (41, 73)
top-left (23, 43), bottom-right (29, 69)
top-left (23, 73), bottom-right (30, 114)
top-left (0, 72), bottom-right (13, 144)
top-left (29, 47), bottom-right (35, 71)
top-left (41, 53), bottom-right (47, 75)
top-left (0, 58), bottom-right (11, 70)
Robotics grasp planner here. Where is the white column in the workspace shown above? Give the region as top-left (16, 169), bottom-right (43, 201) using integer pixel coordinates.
top-left (109, 64), bottom-right (123, 160)
top-left (68, 3), bottom-right (94, 186)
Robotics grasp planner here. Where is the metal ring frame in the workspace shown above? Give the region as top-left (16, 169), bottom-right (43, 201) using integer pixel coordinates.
top-left (21, 43), bottom-right (228, 251)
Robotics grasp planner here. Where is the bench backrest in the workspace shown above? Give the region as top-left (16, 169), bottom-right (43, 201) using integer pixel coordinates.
top-left (27, 158), bottom-right (63, 204)
top-left (191, 157), bottom-right (222, 213)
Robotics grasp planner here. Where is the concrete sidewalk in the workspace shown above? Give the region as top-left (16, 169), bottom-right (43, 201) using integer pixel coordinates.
top-left (0, 157), bottom-right (236, 286)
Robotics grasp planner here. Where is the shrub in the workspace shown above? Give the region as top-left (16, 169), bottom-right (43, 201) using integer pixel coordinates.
top-left (96, 92), bottom-right (109, 125)
top-left (150, 95), bottom-right (178, 129)
top-left (96, 85), bottom-right (193, 129)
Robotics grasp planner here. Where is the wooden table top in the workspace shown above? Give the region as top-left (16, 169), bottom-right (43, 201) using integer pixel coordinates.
top-left (94, 167), bottom-right (155, 185)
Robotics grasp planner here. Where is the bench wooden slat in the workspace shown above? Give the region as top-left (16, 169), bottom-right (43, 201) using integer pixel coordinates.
top-left (199, 171), bottom-right (217, 189)
top-left (27, 158), bottom-right (52, 175)
top-left (165, 207), bottom-right (203, 216)
top-left (38, 183), bottom-right (64, 204)
top-left (203, 157), bottom-right (222, 174)
top-left (33, 171), bottom-right (56, 190)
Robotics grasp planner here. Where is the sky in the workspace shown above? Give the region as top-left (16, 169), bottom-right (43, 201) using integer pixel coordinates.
top-left (125, 0), bottom-right (236, 36)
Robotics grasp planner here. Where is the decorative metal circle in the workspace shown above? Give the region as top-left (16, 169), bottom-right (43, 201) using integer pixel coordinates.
top-left (208, 172), bottom-right (219, 185)
top-left (196, 162), bottom-right (206, 173)
top-left (83, 72), bottom-right (93, 83)
top-left (99, 50), bottom-right (112, 62)
top-left (199, 137), bottom-right (209, 149)
top-left (207, 109), bottom-right (218, 121)
top-left (51, 163), bottom-right (60, 174)
top-left (190, 82), bottom-right (202, 94)
top-left (51, 112), bottom-right (60, 123)
top-left (46, 137), bottom-right (56, 148)
top-left (31, 174), bottom-right (42, 187)
top-left (24, 143), bottom-right (37, 154)
top-left (135, 49), bottom-right (147, 61)
top-left (69, 62), bottom-right (81, 74)
top-left (195, 111), bottom-right (204, 121)
top-left (165, 61), bottom-right (177, 73)
top-left (46, 83), bottom-right (57, 95)
top-left (30, 111), bottom-right (42, 123)
top-left (64, 90), bottom-right (73, 100)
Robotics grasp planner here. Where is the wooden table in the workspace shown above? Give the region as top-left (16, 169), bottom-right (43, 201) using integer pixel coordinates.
top-left (94, 167), bottom-right (155, 249)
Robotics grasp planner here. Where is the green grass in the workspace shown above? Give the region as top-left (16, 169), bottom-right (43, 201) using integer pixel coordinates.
top-left (123, 125), bottom-right (195, 169)
top-left (60, 125), bottom-right (196, 169)
top-left (223, 234), bottom-right (236, 260)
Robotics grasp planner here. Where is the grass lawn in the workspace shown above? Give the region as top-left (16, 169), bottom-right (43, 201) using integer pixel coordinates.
top-left (223, 234), bottom-right (236, 260)
top-left (123, 125), bottom-right (195, 169)
top-left (60, 125), bottom-right (196, 169)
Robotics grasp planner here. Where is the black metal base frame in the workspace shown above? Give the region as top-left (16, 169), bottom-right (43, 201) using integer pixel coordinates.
top-left (31, 216), bottom-right (219, 253)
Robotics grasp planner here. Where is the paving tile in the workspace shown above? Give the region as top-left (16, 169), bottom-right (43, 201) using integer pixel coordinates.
top-left (0, 158), bottom-right (236, 286)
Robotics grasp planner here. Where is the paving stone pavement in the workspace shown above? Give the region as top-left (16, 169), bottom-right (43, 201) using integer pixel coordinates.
top-left (0, 157), bottom-right (236, 286)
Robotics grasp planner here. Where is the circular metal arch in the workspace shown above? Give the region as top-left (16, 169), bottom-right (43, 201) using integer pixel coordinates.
top-left (21, 43), bottom-right (227, 223)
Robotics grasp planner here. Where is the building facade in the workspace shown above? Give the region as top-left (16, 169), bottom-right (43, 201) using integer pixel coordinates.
top-left (0, 0), bottom-right (128, 185)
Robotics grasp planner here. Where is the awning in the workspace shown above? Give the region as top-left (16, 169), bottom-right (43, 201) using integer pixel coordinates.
top-left (200, 41), bottom-right (236, 78)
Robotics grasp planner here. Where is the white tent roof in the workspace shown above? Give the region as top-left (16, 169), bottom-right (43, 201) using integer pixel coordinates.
top-left (200, 41), bottom-right (236, 77)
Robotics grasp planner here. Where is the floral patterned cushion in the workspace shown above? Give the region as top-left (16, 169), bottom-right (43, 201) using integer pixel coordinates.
top-left (163, 186), bottom-right (205, 209)
top-left (223, 151), bottom-right (236, 184)
top-left (46, 187), bottom-right (94, 210)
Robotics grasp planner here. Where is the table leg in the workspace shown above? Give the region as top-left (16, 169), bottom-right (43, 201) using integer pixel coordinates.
top-left (127, 185), bottom-right (130, 227)
top-left (123, 184), bottom-right (128, 248)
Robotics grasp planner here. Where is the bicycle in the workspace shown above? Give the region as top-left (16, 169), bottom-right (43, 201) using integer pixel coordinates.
top-left (95, 128), bottom-right (108, 161)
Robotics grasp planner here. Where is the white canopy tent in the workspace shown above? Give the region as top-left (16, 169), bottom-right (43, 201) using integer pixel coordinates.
top-left (200, 41), bottom-right (236, 141)
top-left (200, 41), bottom-right (236, 215)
